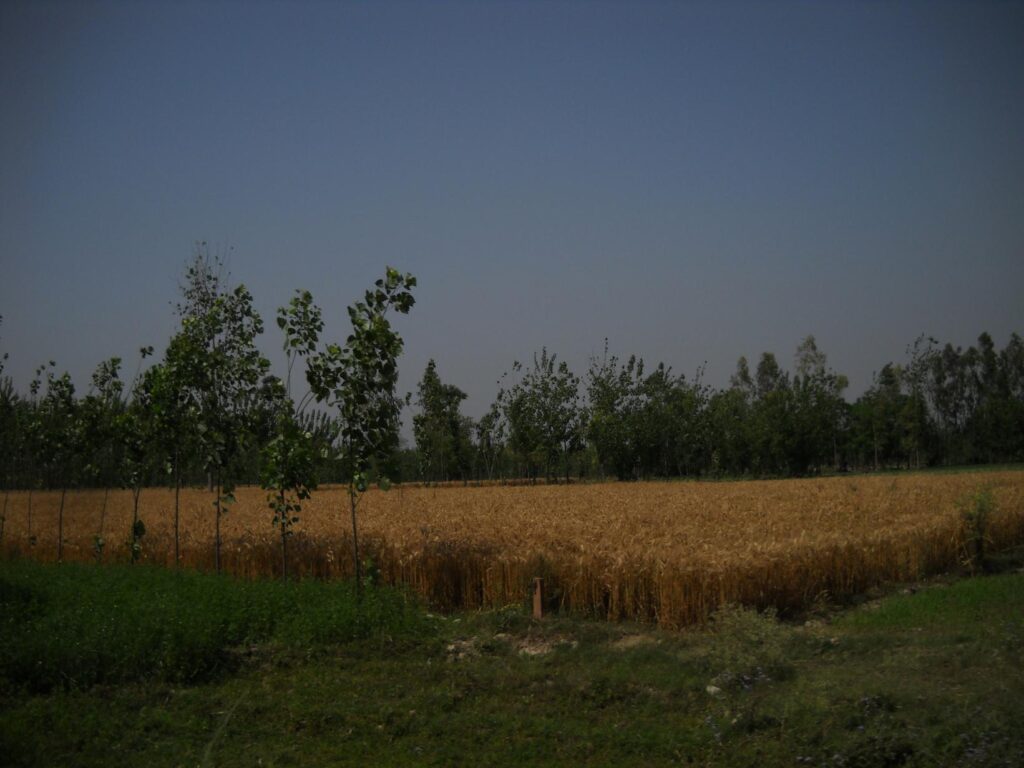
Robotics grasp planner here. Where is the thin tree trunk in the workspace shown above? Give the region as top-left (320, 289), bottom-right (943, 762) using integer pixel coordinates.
top-left (97, 487), bottom-right (109, 564)
top-left (214, 475), bottom-right (222, 575)
top-left (873, 425), bottom-right (879, 471)
top-left (173, 450), bottom-right (181, 568)
top-left (131, 485), bottom-right (142, 563)
top-left (1, 488), bottom-right (8, 548)
top-left (279, 488), bottom-right (288, 581)
top-left (58, 486), bottom-right (67, 563)
top-left (174, 469), bottom-right (181, 568)
top-left (27, 488), bottom-right (33, 547)
top-left (349, 481), bottom-right (361, 595)
top-left (99, 488), bottom-right (108, 535)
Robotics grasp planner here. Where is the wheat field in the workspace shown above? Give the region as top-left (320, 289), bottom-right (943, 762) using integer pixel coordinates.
top-left (3, 470), bottom-right (1023, 627)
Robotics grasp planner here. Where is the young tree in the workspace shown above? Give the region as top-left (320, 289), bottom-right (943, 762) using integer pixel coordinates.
top-left (20, 362), bottom-right (55, 549)
top-left (80, 357), bottom-right (126, 561)
top-left (0, 317), bottom-right (16, 546)
top-left (259, 289), bottom-right (323, 580)
top-left (298, 267), bottom-right (416, 591)
top-left (37, 369), bottom-right (80, 562)
top-left (173, 246), bottom-right (270, 573)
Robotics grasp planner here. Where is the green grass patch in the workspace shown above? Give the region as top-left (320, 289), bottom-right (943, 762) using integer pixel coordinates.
top-left (837, 572), bottom-right (1024, 631)
top-left (0, 559), bottom-right (430, 693)
top-left (2, 562), bottom-right (1023, 766)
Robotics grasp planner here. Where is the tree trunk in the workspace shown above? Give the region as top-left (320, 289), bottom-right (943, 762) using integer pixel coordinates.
top-left (214, 475), bottom-right (222, 575)
top-left (27, 488), bottom-right (33, 547)
top-left (1, 489), bottom-right (8, 548)
top-left (174, 458), bottom-right (181, 568)
top-left (872, 425), bottom-right (879, 471)
top-left (131, 485), bottom-right (143, 563)
top-left (58, 486), bottom-right (67, 563)
top-left (99, 488), bottom-right (108, 535)
top-left (349, 481), bottom-right (362, 595)
top-left (279, 489), bottom-right (288, 581)
top-left (97, 487), bottom-right (109, 564)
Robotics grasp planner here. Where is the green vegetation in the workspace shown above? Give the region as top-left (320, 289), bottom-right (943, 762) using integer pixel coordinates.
top-left (0, 560), bottom-right (428, 694)
top-left (3, 557), bottom-right (1022, 767)
top-left (4, 259), bottom-right (1024, 504)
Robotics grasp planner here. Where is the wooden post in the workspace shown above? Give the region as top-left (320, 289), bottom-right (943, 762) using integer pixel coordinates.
top-left (532, 577), bottom-right (544, 619)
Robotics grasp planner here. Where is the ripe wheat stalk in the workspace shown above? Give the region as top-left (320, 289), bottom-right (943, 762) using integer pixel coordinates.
top-left (4, 471), bottom-right (1023, 627)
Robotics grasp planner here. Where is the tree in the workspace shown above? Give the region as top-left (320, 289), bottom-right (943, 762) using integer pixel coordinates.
top-left (498, 348), bottom-right (585, 482)
top-left (790, 336), bottom-right (848, 474)
top-left (0, 317), bottom-right (16, 546)
top-left (259, 289), bottom-right (323, 580)
top-left (899, 335), bottom-right (937, 469)
top-left (79, 357), bottom-right (126, 561)
top-left (259, 409), bottom-right (317, 580)
top-left (707, 384), bottom-right (753, 476)
top-left (413, 360), bottom-right (471, 483)
top-left (173, 246), bottom-right (270, 573)
top-left (474, 403), bottom-right (505, 482)
top-left (36, 369), bottom-right (80, 562)
top-left (586, 344), bottom-right (641, 480)
top-left (300, 267), bottom-right (416, 591)
top-left (852, 364), bottom-right (905, 469)
top-left (751, 352), bottom-right (793, 475)
top-left (926, 343), bottom-right (972, 465)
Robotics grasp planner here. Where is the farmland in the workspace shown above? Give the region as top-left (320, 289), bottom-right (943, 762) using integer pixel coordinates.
top-left (4, 468), bottom-right (1023, 627)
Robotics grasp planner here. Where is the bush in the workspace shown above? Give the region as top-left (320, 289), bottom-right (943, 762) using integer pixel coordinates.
top-left (705, 603), bottom-right (791, 690)
top-left (0, 560), bottom-right (430, 693)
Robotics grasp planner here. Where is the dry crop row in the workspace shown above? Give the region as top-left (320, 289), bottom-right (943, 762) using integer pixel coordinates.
top-left (3, 470), bottom-right (1023, 627)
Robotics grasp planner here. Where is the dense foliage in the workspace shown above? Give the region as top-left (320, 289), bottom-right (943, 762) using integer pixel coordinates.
top-left (1, 261), bottom-right (1022, 500)
top-left (408, 332), bottom-right (1024, 482)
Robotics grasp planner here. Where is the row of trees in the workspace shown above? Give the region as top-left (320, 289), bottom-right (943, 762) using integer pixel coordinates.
top-left (409, 334), bottom-right (1024, 483)
top-left (2, 254), bottom-right (1023, 510)
top-left (0, 249), bottom-right (416, 582)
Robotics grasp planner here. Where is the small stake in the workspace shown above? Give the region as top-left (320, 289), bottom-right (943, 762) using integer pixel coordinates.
top-left (532, 577), bottom-right (544, 619)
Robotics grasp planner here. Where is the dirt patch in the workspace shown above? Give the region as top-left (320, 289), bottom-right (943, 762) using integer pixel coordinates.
top-left (445, 638), bottom-right (479, 662)
top-left (610, 634), bottom-right (659, 651)
top-left (516, 635), bottom-right (578, 657)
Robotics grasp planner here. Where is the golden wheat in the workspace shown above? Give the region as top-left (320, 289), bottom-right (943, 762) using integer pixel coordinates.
top-left (3, 471), bottom-right (1023, 627)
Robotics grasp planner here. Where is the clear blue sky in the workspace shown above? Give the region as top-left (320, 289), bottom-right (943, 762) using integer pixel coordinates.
top-left (1, 0), bottom-right (1022, 431)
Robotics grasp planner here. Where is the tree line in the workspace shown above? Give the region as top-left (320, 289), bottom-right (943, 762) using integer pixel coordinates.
top-left (409, 332), bottom-right (1024, 483)
top-left (2, 252), bottom-right (1023, 513)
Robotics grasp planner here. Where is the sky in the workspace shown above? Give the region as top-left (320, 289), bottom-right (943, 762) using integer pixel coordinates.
top-left (1, 0), bottom-right (1022, 435)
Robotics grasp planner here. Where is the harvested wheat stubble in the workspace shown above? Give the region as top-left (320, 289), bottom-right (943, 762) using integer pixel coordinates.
top-left (3, 471), bottom-right (1023, 627)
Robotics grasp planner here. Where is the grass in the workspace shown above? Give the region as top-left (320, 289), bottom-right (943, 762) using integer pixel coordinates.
top-left (2, 554), bottom-right (1023, 766)
top-left (0, 559), bottom-right (429, 693)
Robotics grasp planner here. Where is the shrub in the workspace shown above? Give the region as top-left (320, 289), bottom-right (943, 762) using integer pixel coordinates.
top-left (705, 603), bottom-right (791, 690)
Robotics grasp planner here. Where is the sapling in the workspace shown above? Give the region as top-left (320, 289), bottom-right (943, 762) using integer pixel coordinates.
top-left (259, 290), bottom-right (323, 580)
top-left (293, 268), bottom-right (416, 592)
